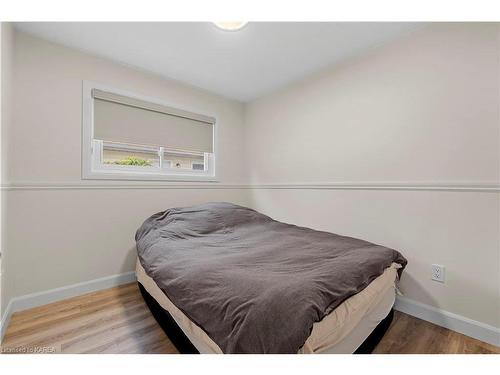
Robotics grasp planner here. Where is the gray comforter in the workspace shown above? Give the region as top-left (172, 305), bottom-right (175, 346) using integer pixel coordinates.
top-left (136, 202), bottom-right (407, 353)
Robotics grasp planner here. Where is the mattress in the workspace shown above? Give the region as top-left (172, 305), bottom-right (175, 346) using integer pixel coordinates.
top-left (136, 259), bottom-right (399, 354)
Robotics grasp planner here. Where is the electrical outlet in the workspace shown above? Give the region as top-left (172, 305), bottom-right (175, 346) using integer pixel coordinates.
top-left (431, 264), bottom-right (445, 283)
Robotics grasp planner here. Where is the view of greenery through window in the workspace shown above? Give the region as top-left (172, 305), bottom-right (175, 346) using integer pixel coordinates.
top-left (100, 143), bottom-right (206, 170)
top-left (104, 156), bottom-right (153, 166)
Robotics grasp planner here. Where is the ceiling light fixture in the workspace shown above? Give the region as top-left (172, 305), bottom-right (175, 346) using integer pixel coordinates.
top-left (213, 22), bottom-right (248, 31)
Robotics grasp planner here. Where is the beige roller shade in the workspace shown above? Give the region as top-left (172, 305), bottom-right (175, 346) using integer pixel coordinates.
top-left (92, 89), bottom-right (214, 153)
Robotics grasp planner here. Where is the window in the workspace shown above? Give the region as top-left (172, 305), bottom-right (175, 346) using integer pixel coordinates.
top-left (82, 82), bottom-right (216, 181)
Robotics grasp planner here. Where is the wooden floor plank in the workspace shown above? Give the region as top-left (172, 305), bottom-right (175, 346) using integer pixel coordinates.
top-left (1, 283), bottom-right (498, 354)
top-left (5, 299), bottom-right (147, 348)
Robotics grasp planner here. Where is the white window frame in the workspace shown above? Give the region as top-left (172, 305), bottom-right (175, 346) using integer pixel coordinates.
top-left (82, 81), bottom-right (218, 181)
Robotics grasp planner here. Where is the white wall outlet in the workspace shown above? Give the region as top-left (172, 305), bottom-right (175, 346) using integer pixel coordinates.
top-left (431, 264), bottom-right (445, 283)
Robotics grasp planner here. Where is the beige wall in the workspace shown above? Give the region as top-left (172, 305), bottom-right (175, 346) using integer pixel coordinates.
top-left (245, 23), bottom-right (498, 184)
top-left (1, 30), bottom-right (251, 311)
top-left (244, 23), bottom-right (500, 328)
top-left (1, 23), bottom-right (14, 317)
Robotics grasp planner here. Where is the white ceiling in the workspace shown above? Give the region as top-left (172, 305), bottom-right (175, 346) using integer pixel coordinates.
top-left (14, 22), bottom-right (422, 102)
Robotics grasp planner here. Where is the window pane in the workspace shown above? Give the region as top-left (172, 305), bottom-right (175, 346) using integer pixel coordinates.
top-left (164, 150), bottom-right (205, 171)
top-left (102, 143), bottom-right (159, 168)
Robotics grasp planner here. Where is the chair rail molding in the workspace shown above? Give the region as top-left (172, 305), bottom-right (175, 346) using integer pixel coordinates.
top-left (1, 181), bottom-right (499, 192)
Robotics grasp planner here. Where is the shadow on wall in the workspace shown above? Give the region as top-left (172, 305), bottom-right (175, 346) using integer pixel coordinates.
top-left (122, 246), bottom-right (138, 275)
top-left (399, 272), bottom-right (438, 307)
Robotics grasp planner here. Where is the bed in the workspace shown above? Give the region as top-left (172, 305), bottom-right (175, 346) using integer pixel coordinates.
top-left (135, 202), bottom-right (407, 354)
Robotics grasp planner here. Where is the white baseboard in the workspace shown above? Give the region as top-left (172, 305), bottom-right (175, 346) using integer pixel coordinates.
top-left (0, 271), bottom-right (136, 343)
top-left (395, 295), bottom-right (500, 347)
top-left (0, 299), bottom-right (14, 344)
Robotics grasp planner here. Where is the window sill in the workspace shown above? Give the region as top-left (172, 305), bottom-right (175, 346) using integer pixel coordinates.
top-left (82, 170), bottom-right (218, 182)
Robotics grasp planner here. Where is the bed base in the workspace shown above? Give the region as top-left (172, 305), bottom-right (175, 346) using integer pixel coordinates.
top-left (138, 282), bottom-right (393, 354)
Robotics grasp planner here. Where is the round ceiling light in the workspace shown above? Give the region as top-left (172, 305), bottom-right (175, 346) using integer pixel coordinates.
top-left (213, 22), bottom-right (248, 31)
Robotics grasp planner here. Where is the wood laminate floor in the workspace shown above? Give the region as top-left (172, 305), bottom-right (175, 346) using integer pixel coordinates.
top-left (1, 283), bottom-right (499, 354)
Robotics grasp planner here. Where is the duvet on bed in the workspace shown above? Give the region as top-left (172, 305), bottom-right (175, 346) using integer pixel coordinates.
top-left (136, 202), bottom-right (407, 354)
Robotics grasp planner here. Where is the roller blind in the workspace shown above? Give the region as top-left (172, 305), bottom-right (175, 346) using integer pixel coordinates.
top-left (92, 89), bottom-right (214, 153)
